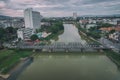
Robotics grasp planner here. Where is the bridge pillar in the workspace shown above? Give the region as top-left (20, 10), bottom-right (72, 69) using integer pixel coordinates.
top-left (48, 48), bottom-right (53, 53)
top-left (81, 48), bottom-right (84, 52)
top-left (32, 49), bottom-right (36, 53)
top-left (39, 49), bottom-right (42, 52)
top-left (96, 49), bottom-right (103, 52)
top-left (48, 49), bottom-right (51, 52)
top-left (65, 48), bottom-right (69, 53)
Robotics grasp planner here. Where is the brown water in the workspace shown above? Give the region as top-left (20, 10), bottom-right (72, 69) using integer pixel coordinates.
top-left (16, 54), bottom-right (120, 80)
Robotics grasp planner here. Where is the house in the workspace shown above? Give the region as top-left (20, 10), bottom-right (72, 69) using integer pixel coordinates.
top-left (79, 20), bottom-right (89, 25)
top-left (109, 31), bottom-right (120, 42)
top-left (100, 27), bottom-right (120, 42)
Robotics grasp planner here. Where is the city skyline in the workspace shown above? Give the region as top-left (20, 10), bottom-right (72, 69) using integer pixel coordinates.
top-left (0, 0), bottom-right (120, 17)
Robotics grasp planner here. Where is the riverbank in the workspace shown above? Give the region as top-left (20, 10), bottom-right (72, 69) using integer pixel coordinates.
top-left (75, 23), bottom-right (100, 44)
top-left (75, 23), bottom-right (120, 67)
top-left (7, 56), bottom-right (33, 80)
top-left (40, 21), bottom-right (64, 43)
top-left (47, 30), bottom-right (64, 41)
top-left (0, 49), bottom-right (33, 79)
top-left (104, 50), bottom-right (120, 67)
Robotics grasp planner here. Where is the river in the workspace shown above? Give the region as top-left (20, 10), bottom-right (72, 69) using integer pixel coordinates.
top-left (57, 24), bottom-right (86, 44)
top-left (15, 24), bottom-right (120, 80)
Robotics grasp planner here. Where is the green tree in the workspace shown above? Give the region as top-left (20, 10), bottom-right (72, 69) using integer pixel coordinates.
top-left (109, 30), bottom-right (115, 34)
top-left (88, 27), bottom-right (96, 31)
top-left (97, 23), bottom-right (114, 29)
top-left (5, 27), bottom-right (15, 34)
top-left (30, 34), bottom-right (39, 41)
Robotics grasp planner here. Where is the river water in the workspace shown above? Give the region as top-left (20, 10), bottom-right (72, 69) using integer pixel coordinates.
top-left (57, 24), bottom-right (86, 44)
top-left (16, 24), bottom-right (120, 80)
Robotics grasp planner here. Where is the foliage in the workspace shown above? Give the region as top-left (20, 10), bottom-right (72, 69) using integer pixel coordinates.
top-left (104, 50), bottom-right (120, 64)
top-left (109, 30), bottom-right (115, 34)
top-left (30, 34), bottom-right (39, 41)
top-left (87, 27), bottom-right (101, 39)
top-left (0, 27), bottom-right (17, 48)
top-left (39, 21), bottom-right (64, 33)
top-left (88, 27), bottom-right (96, 31)
top-left (97, 23), bottom-right (114, 29)
top-left (6, 27), bottom-right (16, 34)
top-left (38, 21), bottom-right (64, 41)
top-left (0, 50), bottom-right (32, 74)
top-left (86, 31), bottom-right (101, 39)
top-left (76, 23), bottom-right (101, 39)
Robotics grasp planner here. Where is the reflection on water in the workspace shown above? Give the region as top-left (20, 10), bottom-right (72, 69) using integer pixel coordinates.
top-left (16, 54), bottom-right (120, 80)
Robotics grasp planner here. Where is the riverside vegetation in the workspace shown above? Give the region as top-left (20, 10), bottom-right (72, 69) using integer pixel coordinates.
top-left (0, 49), bottom-right (32, 74)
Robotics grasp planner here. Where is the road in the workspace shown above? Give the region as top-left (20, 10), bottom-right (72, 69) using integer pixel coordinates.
top-left (99, 37), bottom-right (120, 53)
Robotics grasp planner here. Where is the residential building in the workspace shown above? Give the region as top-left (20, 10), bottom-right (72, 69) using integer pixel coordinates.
top-left (100, 27), bottom-right (120, 42)
top-left (109, 31), bottom-right (120, 42)
top-left (79, 20), bottom-right (89, 25)
top-left (88, 19), bottom-right (96, 24)
top-left (86, 24), bottom-right (97, 29)
top-left (12, 21), bottom-right (24, 29)
top-left (17, 28), bottom-right (34, 40)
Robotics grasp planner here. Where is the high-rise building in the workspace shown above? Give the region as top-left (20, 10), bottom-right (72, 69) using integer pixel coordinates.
top-left (24, 8), bottom-right (41, 31)
top-left (73, 12), bottom-right (77, 20)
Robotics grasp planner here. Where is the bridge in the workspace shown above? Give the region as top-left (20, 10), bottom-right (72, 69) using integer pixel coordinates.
top-left (14, 42), bottom-right (111, 52)
top-left (63, 21), bottom-right (75, 24)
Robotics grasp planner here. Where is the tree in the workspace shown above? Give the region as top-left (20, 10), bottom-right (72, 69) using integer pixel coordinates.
top-left (88, 27), bottom-right (96, 32)
top-left (97, 23), bottom-right (114, 29)
top-left (5, 27), bottom-right (16, 34)
top-left (30, 34), bottom-right (39, 41)
top-left (0, 28), bottom-right (5, 39)
top-left (109, 30), bottom-right (115, 34)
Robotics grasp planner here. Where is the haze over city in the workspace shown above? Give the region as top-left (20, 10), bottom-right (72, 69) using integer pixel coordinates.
top-left (0, 0), bottom-right (120, 17)
top-left (0, 0), bottom-right (120, 80)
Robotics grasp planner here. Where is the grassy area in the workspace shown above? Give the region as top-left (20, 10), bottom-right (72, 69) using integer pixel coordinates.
top-left (75, 23), bottom-right (100, 45)
top-left (0, 49), bottom-right (32, 74)
top-left (45, 30), bottom-right (64, 41)
top-left (79, 31), bottom-right (95, 43)
top-left (80, 31), bottom-right (101, 44)
top-left (104, 50), bottom-right (120, 66)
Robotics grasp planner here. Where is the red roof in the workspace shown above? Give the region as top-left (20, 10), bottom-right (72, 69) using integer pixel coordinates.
top-left (100, 27), bottom-right (120, 31)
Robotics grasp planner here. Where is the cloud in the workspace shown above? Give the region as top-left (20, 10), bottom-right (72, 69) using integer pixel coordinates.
top-left (0, 0), bottom-right (120, 17)
top-left (0, 1), bottom-right (6, 9)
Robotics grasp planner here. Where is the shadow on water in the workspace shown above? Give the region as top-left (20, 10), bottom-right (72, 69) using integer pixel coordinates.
top-left (7, 57), bottom-right (33, 80)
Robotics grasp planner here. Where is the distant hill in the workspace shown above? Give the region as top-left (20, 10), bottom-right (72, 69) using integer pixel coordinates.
top-left (0, 15), bottom-right (11, 20)
top-left (0, 15), bottom-right (24, 20)
top-left (79, 14), bottom-right (120, 18)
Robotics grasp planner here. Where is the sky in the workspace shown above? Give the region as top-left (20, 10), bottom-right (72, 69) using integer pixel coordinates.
top-left (0, 0), bottom-right (120, 17)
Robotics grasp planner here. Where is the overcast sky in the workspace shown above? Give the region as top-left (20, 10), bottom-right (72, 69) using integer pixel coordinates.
top-left (0, 0), bottom-right (120, 17)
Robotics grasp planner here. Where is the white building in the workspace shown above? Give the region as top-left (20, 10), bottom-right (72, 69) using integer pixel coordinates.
top-left (17, 28), bottom-right (34, 40)
top-left (88, 19), bottom-right (96, 24)
top-left (103, 19), bottom-right (118, 25)
top-left (109, 31), bottom-right (120, 42)
top-left (86, 24), bottom-right (97, 29)
top-left (24, 8), bottom-right (41, 31)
